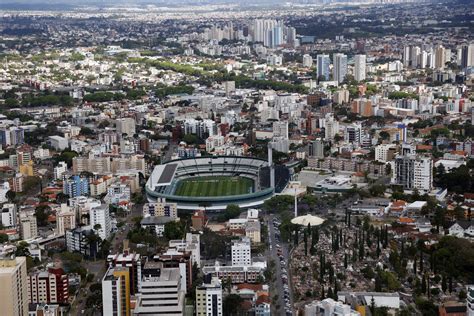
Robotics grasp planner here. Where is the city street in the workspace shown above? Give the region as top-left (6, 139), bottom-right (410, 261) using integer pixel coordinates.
top-left (267, 214), bottom-right (294, 316)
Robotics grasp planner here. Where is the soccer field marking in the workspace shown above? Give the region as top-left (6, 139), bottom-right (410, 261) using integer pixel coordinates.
top-left (174, 176), bottom-right (254, 197)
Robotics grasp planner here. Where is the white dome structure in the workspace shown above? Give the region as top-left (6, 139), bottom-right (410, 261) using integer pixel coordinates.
top-left (291, 214), bottom-right (325, 226)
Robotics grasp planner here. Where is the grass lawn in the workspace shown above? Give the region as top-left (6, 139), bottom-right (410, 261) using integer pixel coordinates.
top-left (174, 176), bottom-right (254, 197)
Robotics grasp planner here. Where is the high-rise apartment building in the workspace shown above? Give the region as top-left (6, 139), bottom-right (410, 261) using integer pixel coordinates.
top-left (20, 211), bottom-right (38, 240)
top-left (63, 175), bottom-right (89, 198)
top-left (435, 45), bottom-right (447, 69)
top-left (0, 256), bottom-right (28, 316)
top-left (461, 43), bottom-right (474, 69)
top-left (309, 138), bottom-right (324, 159)
top-left (345, 123), bottom-right (362, 145)
top-left (107, 251), bottom-right (142, 295)
top-left (28, 268), bottom-right (69, 305)
top-left (392, 154), bottom-right (433, 192)
top-left (333, 53), bottom-right (348, 83)
top-left (375, 144), bottom-right (397, 163)
top-left (272, 121), bottom-right (289, 139)
top-left (135, 263), bottom-right (185, 316)
top-left (1, 203), bottom-right (17, 228)
top-left (56, 204), bottom-right (76, 235)
top-left (195, 278), bottom-right (223, 316)
top-left (102, 267), bottom-right (131, 316)
top-left (231, 237), bottom-right (251, 266)
top-left (354, 54), bottom-right (366, 82)
top-left (324, 114), bottom-right (340, 141)
top-left (303, 54), bottom-right (313, 68)
top-left (317, 54), bottom-right (330, 81)
top-left (90, 204), bottom-right (111, 240)
top-left (116, 117), bottom-right (136, 137)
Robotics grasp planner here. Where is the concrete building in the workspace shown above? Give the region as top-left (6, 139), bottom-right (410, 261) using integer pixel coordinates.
top-left (324, 114), bottom-right (340, 141)
top-left (27, 268), bottom-right (69, 305)
top-left (333, 53), bottom-right (348, 83)
top-left (20, 211), bottom-right (38, 240)
top-left (272, 121), bottom-right (289, 139)
top-left (107, 252), bottom-right (142, 295)
top-left (53, 161), bottom-right (68, 180)
top-left (0, 255), bottom-right (28, 316)
top-left (102, 267), bottom-right (131, 316)
top-left (195, 277), bottom-right (223, 316)
top-left (56, 204), bottom-right (76, 235)
top-left (354, 54), bottom-right (366, 82)
top-left (303, 54), bottom-right (313, 68)
top-left (309, 138), bottom-right (325, 159)
top-left (135, 264), bottom-right (185, 316)
top-left (143, 201), bottom-right (178, 219)
top-left (305, 298), bottom-right (360, 316)
top-left (467, 285), bottom-right (474, 316)
top-left (375, 144), bottom-right (397, 163)
top-left (392, 154), bottom-right (433, 192)
top-left (116, 117), bottom-right (136, 138)
top-left (90, 204), bottom-right (111, 240)
top-left (63, 175), bottom-right (89, 198)
top-left (231, 237), bottom-right (251, 266)
top-left (345, 123), bottom-right (362, 145)
top-left (48, 136), bottom-right (68, 151)
top-left (65, 226), bottom-right (99, 258)
top-left (168, 233), bottom-right (201, 268)
top-left (317, 54), bottom-right (330, 81)
top-left (1, 203), bottom-right (17, 228)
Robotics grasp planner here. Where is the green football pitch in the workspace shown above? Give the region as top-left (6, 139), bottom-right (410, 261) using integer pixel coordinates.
top-left (174, 176), bottom-right (254, 197)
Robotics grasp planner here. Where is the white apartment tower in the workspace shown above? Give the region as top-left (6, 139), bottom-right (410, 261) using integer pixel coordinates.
top-left (90, 204), bottom-right (111, 240)
top-left (272, 121), bottom-right (289, 139)
top-left (231, 237), bottom-right (252, 266)
top-left (303, 54), bottom-right (313, 68)
top-left (135, 265), bottom-right (185, 316)
top-left (20, 211), bottom-right (38, 240)
top-left (333, 53), bottom-right (348, 83)
top-left (392, 154), bottom-right (433, 192)
top-left (1, 203), bottom-right (17, 228)
top-left (54, 161), bottom-right (68, 180)
top-left (354, 54), bottom-right (366, 82)
top-left (116, 117), bottom-right (136, 137)
top-left (324, 114), bottom-right (340, 141)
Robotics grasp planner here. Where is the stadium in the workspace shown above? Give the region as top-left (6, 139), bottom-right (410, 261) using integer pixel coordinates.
top-left (145, 155), bottom-right (290, 211)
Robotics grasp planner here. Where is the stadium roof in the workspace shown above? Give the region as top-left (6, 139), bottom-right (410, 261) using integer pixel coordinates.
top-left (291, 214), bottom-right (325, 226)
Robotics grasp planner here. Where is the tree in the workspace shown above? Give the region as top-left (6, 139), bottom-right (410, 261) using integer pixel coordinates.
top-left (80, 127), bottom-right (95, 136)
top-left (421, 275), bottom-right (427, 294)
top-left (5, 190), bottom-right (16, 202)
top-left (183, 134), bottom-right (198, 144)
top-left (15, 241), bottom-right (30, 257)
top-left (441, 274), bottom-right (447, 293)
top-left (0, 233), bottom-right (8, 243)
top-left (379, 131), bottom-right (390, 141)
top-left (217, 204), bottom-right (241, 222)
top-left (35, 205), bottom-right (51, 226)
top-left (223, 294), bottom-right (243, 315)
top-left (163, 221), bottom-right (185, 240)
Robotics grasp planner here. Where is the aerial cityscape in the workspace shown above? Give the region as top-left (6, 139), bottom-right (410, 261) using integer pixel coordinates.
top-left (0, 0), bottom-right (473, 315)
